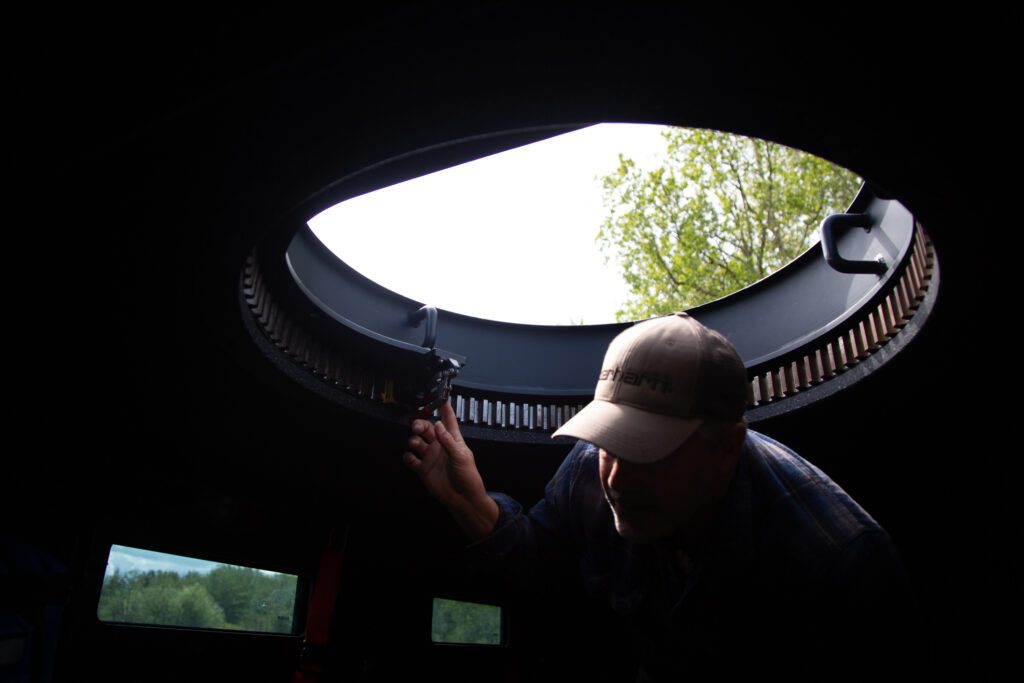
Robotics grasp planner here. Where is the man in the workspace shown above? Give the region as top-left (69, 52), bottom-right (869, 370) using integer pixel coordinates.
top-left (403, 313), bottom-right (904, 677)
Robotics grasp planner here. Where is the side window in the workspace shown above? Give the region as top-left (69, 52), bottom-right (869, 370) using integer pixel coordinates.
top-left (97, 544), bottom-right (299, 634)
top-left (431, 597), bottom-right (503, 645)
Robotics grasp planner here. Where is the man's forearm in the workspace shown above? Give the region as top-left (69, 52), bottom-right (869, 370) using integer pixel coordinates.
top-left (448, 494), bottom-right (500, 541)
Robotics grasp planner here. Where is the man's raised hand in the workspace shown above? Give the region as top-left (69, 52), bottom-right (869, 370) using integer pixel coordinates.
top-left (403, 400), bottom-right (499, 541)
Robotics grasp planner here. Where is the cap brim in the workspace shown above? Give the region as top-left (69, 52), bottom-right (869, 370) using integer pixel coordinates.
top-left (551, 399), bottom-right (702, 464)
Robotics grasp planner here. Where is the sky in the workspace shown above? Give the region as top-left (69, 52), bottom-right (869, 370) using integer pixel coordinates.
top-left (105, 545), bottom-right (290, 578)
top-left (307, 123), bottom-right (671, 326)
top-left (106, 545), bottom-right (221, 575)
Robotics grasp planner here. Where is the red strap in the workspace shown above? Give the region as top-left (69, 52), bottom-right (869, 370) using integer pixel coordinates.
top-left (292, 532), bottom-right (345, 683)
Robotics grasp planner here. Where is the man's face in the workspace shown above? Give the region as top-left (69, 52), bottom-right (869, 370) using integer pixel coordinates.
top-left (598, 431), bottom-right (736, 544)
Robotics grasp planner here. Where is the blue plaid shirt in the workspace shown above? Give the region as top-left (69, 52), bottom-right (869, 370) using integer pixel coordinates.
top-left (468, 430), bottom-right (905, 677)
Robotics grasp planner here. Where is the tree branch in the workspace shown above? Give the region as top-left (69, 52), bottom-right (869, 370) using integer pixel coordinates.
top-left (647, 235), bottom-right (682, 290)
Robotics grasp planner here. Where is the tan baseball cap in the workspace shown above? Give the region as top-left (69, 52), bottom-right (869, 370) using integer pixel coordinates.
top-left (552, 312), bottom-right (748, 464)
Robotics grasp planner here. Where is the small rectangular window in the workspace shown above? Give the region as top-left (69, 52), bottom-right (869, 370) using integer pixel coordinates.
top-left (97, 544), bottom-right (299, 634)
top-left (431, 597), bottom-right (502, 645)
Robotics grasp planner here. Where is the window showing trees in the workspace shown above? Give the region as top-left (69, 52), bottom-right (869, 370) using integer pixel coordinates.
top-left (97, 545), bottom-right (299, 634)
top-left (431, 597), bottom-right (502, 645)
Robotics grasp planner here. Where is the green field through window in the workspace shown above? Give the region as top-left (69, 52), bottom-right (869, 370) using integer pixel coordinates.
top-left (97, 544), bottom-right (298, 633)
top-left (431, 597), bottom-right (502, 645)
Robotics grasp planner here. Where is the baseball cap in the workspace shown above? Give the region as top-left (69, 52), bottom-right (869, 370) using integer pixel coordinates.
top-left (551, 312), bottom-right (748, 464)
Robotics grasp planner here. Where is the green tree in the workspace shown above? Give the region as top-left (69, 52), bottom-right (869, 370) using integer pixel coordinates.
top-left (174, 584), bottom-right (227, 628)
top-left (598, 128), bottom-right (861, 320)
top-left (205, 565), bottom-right (297, 632)
top-left (98, 569), bottom-right (226, 629)
top-left (431, 598), bottom-right (501, 645)
top-left (205, 565), bottom-right (257, 625)
top-left (99, 565), bottom-right (296, 633)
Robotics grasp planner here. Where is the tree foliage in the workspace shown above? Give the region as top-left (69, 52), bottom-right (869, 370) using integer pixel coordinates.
top-left (98, 565), bottom-right (297, 633)
top-left (431, 597), bottom-right (501, 645)
top-left (598, 128), bottom-right (861, 320)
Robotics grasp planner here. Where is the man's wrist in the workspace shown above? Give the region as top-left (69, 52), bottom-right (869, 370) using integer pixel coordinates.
top-left (451, 494), bottom-right (500, 541)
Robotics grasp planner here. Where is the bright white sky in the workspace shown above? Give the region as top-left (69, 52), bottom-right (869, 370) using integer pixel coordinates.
top-left (308, 123), bottom-right (672, 325)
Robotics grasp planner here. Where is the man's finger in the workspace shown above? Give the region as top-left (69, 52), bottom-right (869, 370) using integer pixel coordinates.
top-left (435, 421), bottom-right (464, 456)
top-left (411, 419), bottom-right (436, 441)
top-left (402, 451), bottom-right (422, 471)
top-left (440, 400), bottom-right (463, 444)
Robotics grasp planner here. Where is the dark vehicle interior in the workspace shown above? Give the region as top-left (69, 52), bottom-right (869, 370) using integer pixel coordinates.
top-left (6, 6), bottom-right (1006, 681)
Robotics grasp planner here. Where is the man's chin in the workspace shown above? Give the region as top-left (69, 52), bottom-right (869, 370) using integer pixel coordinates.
top-left (612, 515), bottom-right (667, 544)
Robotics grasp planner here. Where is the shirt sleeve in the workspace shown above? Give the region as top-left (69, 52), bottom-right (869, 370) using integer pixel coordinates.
top-left (808, 528), bottom-right (909, 666)
top-left (465, 441), bottom-right (591, 586)
top-left (829, 528), bottom-right (907, 604)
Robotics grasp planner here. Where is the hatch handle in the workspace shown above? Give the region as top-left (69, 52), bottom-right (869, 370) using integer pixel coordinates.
top-left (820, 213), bottom-right (888, 275)
top-left (409, 305), bottom-right (438, 349)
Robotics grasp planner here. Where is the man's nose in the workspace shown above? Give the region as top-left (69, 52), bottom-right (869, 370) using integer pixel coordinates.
top-left (607, 454), bottom-right (638, 491)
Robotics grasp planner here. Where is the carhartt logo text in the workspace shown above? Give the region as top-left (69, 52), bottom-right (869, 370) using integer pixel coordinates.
top-left (599, 367), bottom-right (671, 393)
